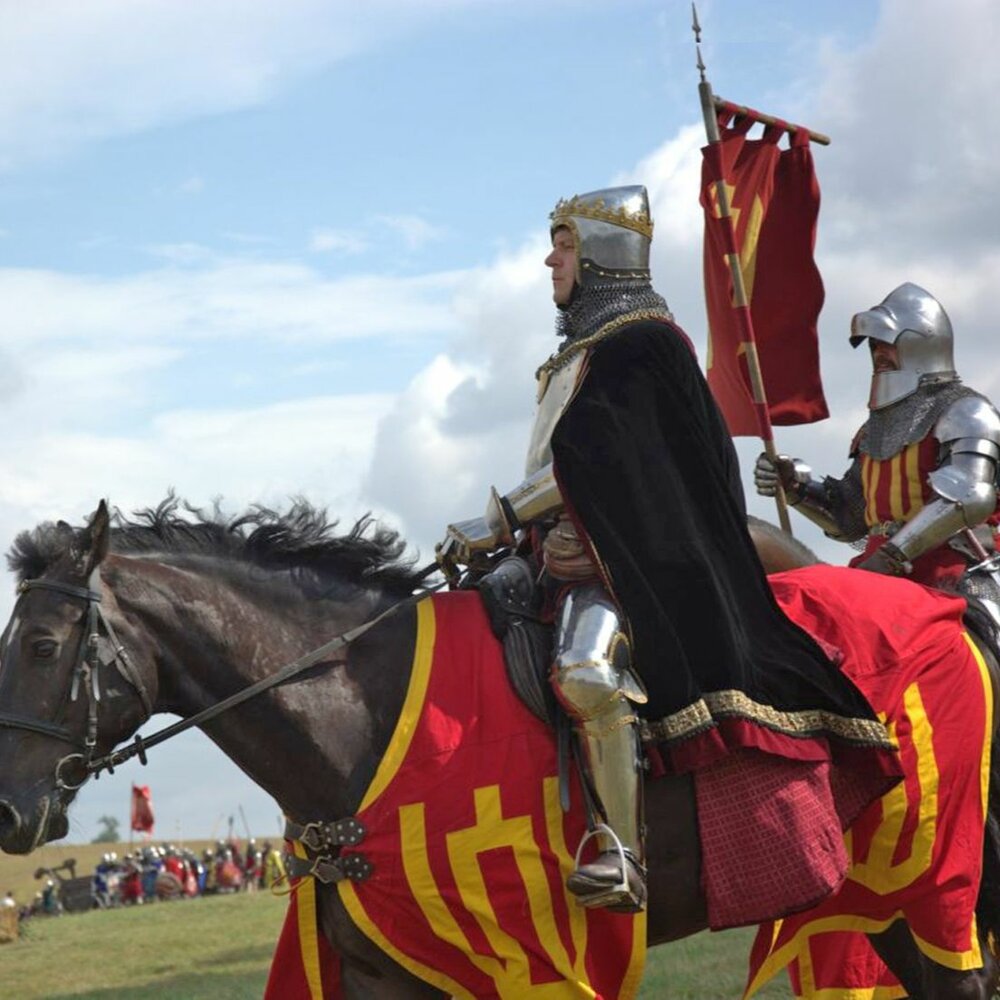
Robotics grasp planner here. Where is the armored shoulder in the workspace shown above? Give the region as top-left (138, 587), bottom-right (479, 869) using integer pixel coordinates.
top-left (933, 393), bottom-right (1000, 457)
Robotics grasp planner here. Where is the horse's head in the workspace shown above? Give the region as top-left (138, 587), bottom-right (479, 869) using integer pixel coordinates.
top-left (0, 501), bottom-right (153, 853)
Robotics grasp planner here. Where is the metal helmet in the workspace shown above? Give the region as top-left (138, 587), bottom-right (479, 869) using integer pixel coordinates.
top-left (849, 282), bottom-right (956, 409)
top-left (549, 185), bottom-right (653, 287)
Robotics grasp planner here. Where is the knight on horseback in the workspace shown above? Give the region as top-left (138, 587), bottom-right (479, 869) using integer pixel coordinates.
top-left (437, 186), bottom-right (895, 917)
top-left (755, 283), bottom-right (1000, 620)
top-left (438, 186), bottom-right (664, 911)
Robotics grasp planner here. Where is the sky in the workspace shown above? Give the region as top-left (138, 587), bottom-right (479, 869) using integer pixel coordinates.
top-left (1, 0), bottom-right (999, 847)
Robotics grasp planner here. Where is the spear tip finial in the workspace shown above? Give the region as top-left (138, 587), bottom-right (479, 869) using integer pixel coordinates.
top-left (692, 5), bottom-right (707, 82)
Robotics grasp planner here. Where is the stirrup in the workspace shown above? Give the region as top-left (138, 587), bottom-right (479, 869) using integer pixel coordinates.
top-left (570, 823), bottom-right (645, 911)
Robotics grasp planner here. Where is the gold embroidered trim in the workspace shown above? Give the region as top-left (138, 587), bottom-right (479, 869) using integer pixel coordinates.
top-left (535, 309), bottom-right (672, 379)
top-left (551, 194), bottom-right (654, 239)
top-left (639, 688), bottom-right (896, 750)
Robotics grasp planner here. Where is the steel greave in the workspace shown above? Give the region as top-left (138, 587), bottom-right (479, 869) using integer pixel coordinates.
top-left (551, 583), bottom-right (644, 860)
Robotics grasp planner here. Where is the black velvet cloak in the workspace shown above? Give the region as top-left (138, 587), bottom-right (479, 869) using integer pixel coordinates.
top-left (550, 319), bottom-right (897, 775)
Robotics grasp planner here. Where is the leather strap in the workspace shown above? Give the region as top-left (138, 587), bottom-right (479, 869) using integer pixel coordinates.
top-left (282, 849), bottom-right (373, 885)
top-left (283, 816), bottom-right (366, 852)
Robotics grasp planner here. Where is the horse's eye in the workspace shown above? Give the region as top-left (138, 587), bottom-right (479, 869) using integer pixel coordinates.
top-left (32, 639), bottom-right (59, 660)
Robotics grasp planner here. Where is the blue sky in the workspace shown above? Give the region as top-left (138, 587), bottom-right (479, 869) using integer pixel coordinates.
top-left (3, 0), bottom-right (999, 847)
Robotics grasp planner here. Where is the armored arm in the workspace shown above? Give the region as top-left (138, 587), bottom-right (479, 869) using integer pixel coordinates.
top-left (754, 453), bottom-right (868, 541)
top-left (484, 464), bottom-right (563, 544)
top-left (437, 464), bottom-right (564, 568)
top-left (879, 396), bottom-right (1000, 571)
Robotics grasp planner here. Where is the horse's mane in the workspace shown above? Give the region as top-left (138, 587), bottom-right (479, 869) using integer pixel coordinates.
top-left (7, 495), bottom-right (426, 598)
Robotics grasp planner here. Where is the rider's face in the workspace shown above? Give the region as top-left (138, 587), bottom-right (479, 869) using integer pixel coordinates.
top-left (545, 227), bottom-right (577, 306)
top-left (870, 340), bottom-right (900, 374)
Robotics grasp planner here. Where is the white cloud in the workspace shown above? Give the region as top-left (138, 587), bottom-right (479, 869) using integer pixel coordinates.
top-left (310, 228), bottom-right (368, 255)
top-left (79, 233), bottom-right (115, 250)
top-left (0, 392), bottom-right (394, 600)
top-left (815, 0), bottom-right (1000, 258)
top-left (0, 259), bottom-right (465, 350)
top-left (0, 1), bottom-right (356, 168)
top-left (0, 0), bottom-right (540, 170)
top-left (176, 175), bottom-right (205, 196)
top-left (375, 214), bottom-right (447, 251)
top-left (144, 242), bottom-right (216, 266)
top-left (223, 231), bottom-right (275, 246)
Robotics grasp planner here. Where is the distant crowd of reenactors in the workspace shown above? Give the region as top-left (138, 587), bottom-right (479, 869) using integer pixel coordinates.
top-left (93, 838), bottom-right (286, 908)
top-left (5, 838), bottom-right (286, 919)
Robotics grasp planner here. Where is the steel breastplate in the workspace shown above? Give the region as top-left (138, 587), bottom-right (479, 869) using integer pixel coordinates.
top-left (525, 351), bottom-right (586, 476)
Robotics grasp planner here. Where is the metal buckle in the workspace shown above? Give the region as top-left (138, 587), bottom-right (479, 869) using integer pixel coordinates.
top-left (283, 849), bottom-right (373, 885)
top-left (297, 817), bottom-right (366, 852)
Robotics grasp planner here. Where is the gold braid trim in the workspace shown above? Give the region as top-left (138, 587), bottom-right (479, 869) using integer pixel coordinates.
top-left (535, 309), bottom-right (673, 379)
top-left (551, 195), bottom-right (654, 239)
top-left (639, 689), bottom-right (897, 751)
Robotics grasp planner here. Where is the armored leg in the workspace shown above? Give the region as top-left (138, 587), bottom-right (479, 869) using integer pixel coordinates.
top-left (550, 582), bottom-right (646, 911)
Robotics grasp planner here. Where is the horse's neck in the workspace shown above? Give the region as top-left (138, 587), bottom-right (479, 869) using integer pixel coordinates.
top-left (106, 554), bottom-right (382, 821)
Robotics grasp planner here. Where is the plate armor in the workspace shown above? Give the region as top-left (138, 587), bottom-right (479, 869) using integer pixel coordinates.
top-left (755, 284), bottom-right (1000, 617)
top-left (439, 185), bottom-right (671, 910)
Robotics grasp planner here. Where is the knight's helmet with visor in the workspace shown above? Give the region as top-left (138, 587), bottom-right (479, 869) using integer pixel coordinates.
top-left (849, 282), bottom-right (957, 410)
top-left (549, 185), bottom-right (654, 287)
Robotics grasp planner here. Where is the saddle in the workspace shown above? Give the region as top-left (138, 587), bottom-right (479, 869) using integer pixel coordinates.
top-left (474, 555), bottom-right (556, 725)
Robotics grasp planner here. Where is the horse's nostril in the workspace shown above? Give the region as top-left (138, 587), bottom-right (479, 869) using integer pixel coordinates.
top-left (0, 799), bottom-right (21, 842)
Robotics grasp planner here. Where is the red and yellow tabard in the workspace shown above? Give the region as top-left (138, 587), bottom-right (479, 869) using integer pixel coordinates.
top-left (746, 566), bottom-right (994, 998)
top-left (856, 435), bottom-right (937, 530)
top-left (336, 591), bottom-right (644, 999)
top-left (849, 432), bottom-right (978, 585)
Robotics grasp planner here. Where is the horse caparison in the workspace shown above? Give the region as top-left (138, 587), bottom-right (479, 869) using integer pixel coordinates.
top-left (0, 498), bottom-right (998, 999)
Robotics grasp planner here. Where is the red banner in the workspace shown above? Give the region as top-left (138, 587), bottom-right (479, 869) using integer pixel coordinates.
top-left (701, 110), bottom-right (829, 436)
top-left (130, 784), bottom-right (154, 835)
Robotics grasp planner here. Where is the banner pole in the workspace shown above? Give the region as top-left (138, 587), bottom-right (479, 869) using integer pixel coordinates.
top-left (711, 97), bottom-right (830, 146)
top-left (693, 5), bottom-right (792, 534)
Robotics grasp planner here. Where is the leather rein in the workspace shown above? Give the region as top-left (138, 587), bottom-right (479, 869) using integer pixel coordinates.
top-left (0, 565), bottom-right (443, 790)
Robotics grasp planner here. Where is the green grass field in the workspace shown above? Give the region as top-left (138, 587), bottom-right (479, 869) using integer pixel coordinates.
top-left (0, 843), bottom-right (793, 998)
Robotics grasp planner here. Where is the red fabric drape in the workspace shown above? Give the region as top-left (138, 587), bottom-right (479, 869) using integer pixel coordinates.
top-left (265, 593), bottom-right (644, 999)
top-left (701, 111), bottom-right (829, 436)
top-left (129, 784), bottom-right (154, 834)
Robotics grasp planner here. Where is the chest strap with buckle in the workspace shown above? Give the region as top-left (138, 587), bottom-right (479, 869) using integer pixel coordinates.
top-left (282, 816), bottom-right (372, 885)
top-left (283, 849), bottom-right (373, 884)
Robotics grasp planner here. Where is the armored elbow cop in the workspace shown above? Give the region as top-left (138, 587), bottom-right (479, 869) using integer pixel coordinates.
top-left (889, 397), bottom-right (1000, 562)
top-left (485, 464), bottom-right (564, 542)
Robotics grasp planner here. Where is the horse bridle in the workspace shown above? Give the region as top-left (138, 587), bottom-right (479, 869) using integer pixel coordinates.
top-left (0, 563), bottom-right (444, 790)
top-left (0, 575), bottom-right (153, 792)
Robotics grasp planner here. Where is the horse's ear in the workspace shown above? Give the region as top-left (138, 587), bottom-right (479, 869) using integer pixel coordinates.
top-left (71, 500), bottom-right (111, 577)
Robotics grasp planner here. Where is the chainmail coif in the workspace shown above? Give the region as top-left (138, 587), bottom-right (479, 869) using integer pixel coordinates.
top-left (556, 277), bottom-right (672, 344)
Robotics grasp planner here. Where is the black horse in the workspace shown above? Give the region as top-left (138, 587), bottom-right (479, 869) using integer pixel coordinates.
top-left (0, 498), bottom-right (998, 999)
